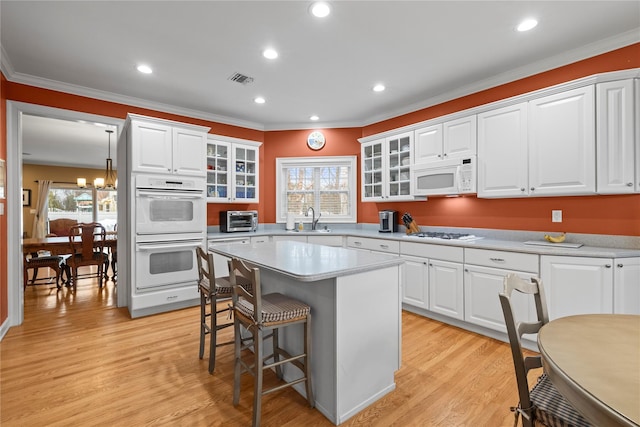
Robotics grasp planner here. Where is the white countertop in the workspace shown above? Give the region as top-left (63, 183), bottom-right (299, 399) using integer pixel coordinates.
top-left (208, 228), bottom-right (640, 258)
top-left (208, 240), bottom-right (404, 282)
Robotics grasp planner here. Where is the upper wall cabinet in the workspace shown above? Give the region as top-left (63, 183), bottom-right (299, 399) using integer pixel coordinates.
top-left (414, 115), bottom-right (476, 164)
top-left (528, 86), bottom-right (596, 196)
top-left (361, 132), bottom-right (414, 201)
top-left (131, 118), bottom-right (208, 176)
top-left (479, 86), bottom-right (597, 198)
top-left (206, 135), bottom-right (261, 203)
top-left (477, 102), bottom-right (529, 198)
top-left (596, 79), bottom-right (637, 194)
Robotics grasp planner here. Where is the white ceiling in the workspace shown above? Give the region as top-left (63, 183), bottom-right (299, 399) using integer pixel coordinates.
top-left (2, 1), bottom-right (639, 167)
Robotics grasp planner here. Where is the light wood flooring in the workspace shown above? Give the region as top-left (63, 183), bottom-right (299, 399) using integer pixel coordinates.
top-left (1, 272), bottom-right (535, 426)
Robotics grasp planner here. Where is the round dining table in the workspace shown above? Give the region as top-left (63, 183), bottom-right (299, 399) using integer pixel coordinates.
top-left (538, 314), bottom-right (640, 427)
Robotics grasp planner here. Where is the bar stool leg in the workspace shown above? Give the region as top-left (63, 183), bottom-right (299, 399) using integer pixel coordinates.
top-left (199, 292), bottom-right (207, 361)
top-left (305, 315), bottom-right (314, 406)
top-left (208, 296), bottom-right (217, 374)
top-left (233, 321), bottom-right (242, 406)
top-left (253, 327), bottom-right (264, 427)
top-left (273, 328), bottom-right (283, 380)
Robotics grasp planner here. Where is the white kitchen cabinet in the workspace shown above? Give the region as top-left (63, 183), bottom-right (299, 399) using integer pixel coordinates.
top-left (400, 242), bottom-right (464, 319)
top-left (528, 86), bottom-right (596, 196)
top-left (272, 235), bottom-right (307, 243)
top-left (540, 255), bottom-right (613, 320)
top-left (250, 235), bottom-right (270, 244)
top-left (463, 248), bottom-right (539, 332)
top-left (596, 79), bottom-right (637, 194)
top-left (613, 257), bottom-right (640, 314)
top-left (206, 135), bottom-right (261, 203)
top-left (307, 234), bottom-right (344, 247)
top-left (347, 236), bottom-right (400, 254)
top-left (361, 132), bottom-right (414, 201)
top-left (402, 255), bottom-right (429, 310)
top-left (130, 116), bottom-right (208, 176)
top-left (413, 115), bottom-right (476, 164)
top-left (429, 259), bottom-right (465, 320)
top-left (477, 102), bottom-right (529, 198)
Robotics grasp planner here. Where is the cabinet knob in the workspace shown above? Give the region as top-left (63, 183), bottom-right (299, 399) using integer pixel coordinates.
top-left (437, 154), bottom-right (442, 158)
top-left (626, 183), bottom-right (633, 187)
top-left (530, 187), bottom-right (535, 191)
top-left (490, 257), bottom-right (505, 263)
top-left (520, 188), bottom-right (525, 192)
top-left (617, 263), bottom-right (624, 268)
top-left (605, 264), bottom-right (612, 268)
top-left (430, 263), bottom-right (434, 267)
top-left (443, 153), bottom-right (447, 157)
top-left (423, 262), bottom-right (428, 265)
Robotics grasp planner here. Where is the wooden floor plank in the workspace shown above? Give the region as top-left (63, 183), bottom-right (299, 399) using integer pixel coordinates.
top-left (1, 277), bottom-right (535, 426)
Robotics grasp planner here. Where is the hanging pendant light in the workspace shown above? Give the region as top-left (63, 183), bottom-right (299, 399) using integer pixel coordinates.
top-left (97, 129), bottom-right (116, 190)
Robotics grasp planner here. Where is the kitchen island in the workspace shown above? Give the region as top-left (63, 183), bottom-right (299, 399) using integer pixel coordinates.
top-left (208, 240), bottom-right (404, 425)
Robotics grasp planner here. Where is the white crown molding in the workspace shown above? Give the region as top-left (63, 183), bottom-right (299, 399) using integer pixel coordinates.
top-left (3, 69), bottom-right (266, 132)
top-left (361, 29), bottom-right (640, 127)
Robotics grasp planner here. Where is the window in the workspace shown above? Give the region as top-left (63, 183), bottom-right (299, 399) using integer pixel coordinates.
top-left (276, 156), bottom-right (357, 223)
top-left (47, 184), bottom-right (117, 231)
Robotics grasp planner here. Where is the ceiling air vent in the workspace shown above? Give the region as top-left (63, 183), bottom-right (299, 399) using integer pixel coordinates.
top-left (228, 72), bottom-right (254, 85)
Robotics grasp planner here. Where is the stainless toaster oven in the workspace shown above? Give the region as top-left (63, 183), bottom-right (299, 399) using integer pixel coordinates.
top-left (219, 210), bottom-right (258, 232)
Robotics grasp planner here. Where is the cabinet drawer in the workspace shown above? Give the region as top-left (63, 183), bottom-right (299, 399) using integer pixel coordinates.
top-left (307, 235), bottom-right (344, 247)
top-left (400, 241), bottom-right (463, 262)
top-left (465, 248), bottom-right (538, 273)
top-left (347, 236), bottom-right (399, 254)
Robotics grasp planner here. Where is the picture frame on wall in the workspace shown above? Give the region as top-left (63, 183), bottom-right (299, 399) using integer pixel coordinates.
top-left (0, 159), bottom-right (5, 199)
top-left (22, 189), bottom-right (31, 207)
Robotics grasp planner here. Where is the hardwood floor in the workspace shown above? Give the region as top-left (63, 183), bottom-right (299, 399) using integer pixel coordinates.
top-left (1, 275), bottom-right (535, 426)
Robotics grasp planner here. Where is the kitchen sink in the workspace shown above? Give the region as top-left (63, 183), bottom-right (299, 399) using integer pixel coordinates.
top-left (311, 228), bottom-right (332, 233)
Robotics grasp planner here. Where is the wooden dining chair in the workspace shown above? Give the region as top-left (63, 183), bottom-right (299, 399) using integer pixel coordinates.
top-left (195, 247), bottom-right (252, 374)
top-left (66, 222), bottom-right (109, 289)
top-left (23, 252), bottom-right (65, 290)
top-left (499, 273), bottom-right (591, 427)
top-left (229, 257), bottom-right (314, 427)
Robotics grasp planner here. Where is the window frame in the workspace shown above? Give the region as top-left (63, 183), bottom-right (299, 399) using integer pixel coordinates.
top-left (275, 156), bottom-right (357, 224)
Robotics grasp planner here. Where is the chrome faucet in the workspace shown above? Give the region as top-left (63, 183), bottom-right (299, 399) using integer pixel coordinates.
top-left (305, 207), bottom-right (321, 231)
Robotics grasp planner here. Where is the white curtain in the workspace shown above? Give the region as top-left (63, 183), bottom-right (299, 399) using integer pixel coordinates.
top-left (31, 180), bottom-right (52, 238)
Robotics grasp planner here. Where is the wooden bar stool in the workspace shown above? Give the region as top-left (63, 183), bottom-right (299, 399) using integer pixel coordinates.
top-left (195, 247), bottom-right (251, 374)
top-left (229, 257), bottom-right (314, 427)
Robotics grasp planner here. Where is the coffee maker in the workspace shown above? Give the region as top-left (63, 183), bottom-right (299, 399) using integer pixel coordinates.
top-left (378, 210), bottom-right (398, 233)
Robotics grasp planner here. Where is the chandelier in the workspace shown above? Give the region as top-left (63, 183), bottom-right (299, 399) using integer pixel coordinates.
top-left (78, 129), bottom-right (116, 189)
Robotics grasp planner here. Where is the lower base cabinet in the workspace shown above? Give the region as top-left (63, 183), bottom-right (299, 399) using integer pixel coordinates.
top-left (614, 257), bottom-right (640, 314)
top-left (541, 255), bottom-right (614, 320)
top-left (402, 255), bottom-right (429, 310)
top-left (463, 265), bottom-right (536, 332)
top-left (428, 259), bottom-right (464, 320)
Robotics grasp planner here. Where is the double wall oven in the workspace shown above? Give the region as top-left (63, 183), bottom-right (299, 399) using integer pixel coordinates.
top-left (134, 174), bottom-right (205, 292)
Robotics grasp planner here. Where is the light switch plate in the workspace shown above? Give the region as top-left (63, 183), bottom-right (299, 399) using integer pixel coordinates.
top-left (552, 210), bottom-right (562, 223)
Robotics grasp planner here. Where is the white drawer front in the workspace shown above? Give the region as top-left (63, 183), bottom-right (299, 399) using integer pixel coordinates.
top-left (347, 236), bottom-right (399, 254)
top-left (400, 241), bottom-right (464, 262)
top-left (465, 248), bottom-right (539, 273)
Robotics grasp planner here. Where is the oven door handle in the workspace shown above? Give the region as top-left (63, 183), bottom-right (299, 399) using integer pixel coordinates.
top-left (136, 241), bottom-right (202, 251)
top-left (137, 189), bottom-right (204, 199)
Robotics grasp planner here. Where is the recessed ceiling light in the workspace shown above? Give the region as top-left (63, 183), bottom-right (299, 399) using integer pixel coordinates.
top-left (310, 2), bottom-right (331, 18)
top-left (373, 84), bottom-right (386, 92)
top-left (137, 64), bottom-right (153, 74)
top-left (263, 48), bottom-right (278, 59)
top-left (517, 18), bottom-right (538, 32)
top-left (310, 115), bottom-right (319, 121)
top-left (254, 97), bottom-right (266, 104)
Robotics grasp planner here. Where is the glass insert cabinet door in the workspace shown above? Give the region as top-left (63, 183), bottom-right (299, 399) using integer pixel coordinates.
top-left (206, 139), bottom-right (260, 203)
top-left (233, 145), bottom-right (258, 202)
top-left (387, 134), bottom-right (411, 198)
top-left (206, 140), bottom-right (230, 201)
top-left (362, 139), bottom-right (384, 200)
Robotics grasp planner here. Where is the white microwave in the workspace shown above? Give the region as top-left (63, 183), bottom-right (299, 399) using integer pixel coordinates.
top-left (411, 157), bottom-right (476, 196)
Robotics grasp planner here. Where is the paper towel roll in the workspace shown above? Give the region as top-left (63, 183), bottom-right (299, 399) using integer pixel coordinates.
top-left (286, 213), bottom-right (295, 230)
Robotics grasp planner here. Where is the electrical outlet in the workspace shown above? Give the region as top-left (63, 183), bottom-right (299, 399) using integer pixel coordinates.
top-left (552, 210), bottom-right (562, 223)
